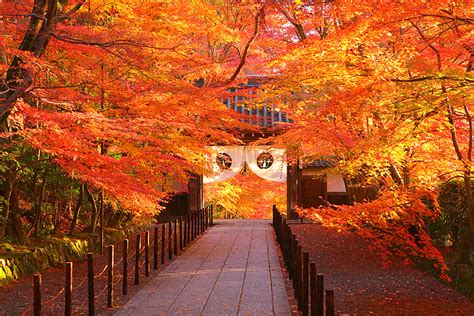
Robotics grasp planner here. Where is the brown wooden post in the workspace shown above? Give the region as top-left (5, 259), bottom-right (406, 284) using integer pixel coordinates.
top-left (316, 274), bottom-right (324, 316)
top-left (291, 234), bottom-right (297, 282)
top-left (326, 290), bottom-right (335, 316)
top-left (173, 220), bottom-right (178, 256)
top-left (195, 211), bottom-right (198, 239)
top-left (135, 234), bottom-right (141, 285)
top-left (33, 273), bottom-right (41, 316)
top-left (197, 210), bottom-right (200, 235)
top-left (179, 217), bottom-right (183, 251)
top-left (191, 212), bottom-right (195, 240)
top-left (153, 227), bottom-right (158, 270)
top-left (200, 209), bottom-right (204, 234)
top-left (168, 221), bottom-right (172, 260)
top-left (325, 290), bottom-right (334, 316)
top-left (196, 210), bottom-right (200, 236)
top-left (183, 216), bottom-right (188, 248)
top-left (210, 205), bottom-right (214, 226)
top-left (291, 235), bottom-right (297, 290)
top-left (65, 262), bottom-right (72, 316)
top-left (188, 213), bottom-right (192, 242)
top-left (203, 209), bottom-right (206, 232)
top-left (296, 244), bottom-right (302, 311)
top-left (187, 214), bottom-right (190, 241)
top-left (123, 239), bottom-right (128, 295)
top-left (195, 211), bottom-right (198, 237)
top-left (87, 253), bottom-right (95, 315)
top-left (302, 252), bottom-right (309, 316)
top-left (310, 262), bottom-right (316, 316)
top-left (144, 231), bottom-right (150, 277)
top-left (107, 245), bottom-right (114, 307)
top-left (198, 210), bottom-right (201, 235)
top-left (161, 223), bottom-right (166, 264)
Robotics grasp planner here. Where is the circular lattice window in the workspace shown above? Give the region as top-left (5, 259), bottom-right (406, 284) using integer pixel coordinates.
top-left (216, 153), bottom-right (232, 171)
top-left (256, 152), bottom-right (274, 169)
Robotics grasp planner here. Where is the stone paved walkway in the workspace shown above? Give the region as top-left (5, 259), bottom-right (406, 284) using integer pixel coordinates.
top-left (115, 219), bottom-right (291, 316)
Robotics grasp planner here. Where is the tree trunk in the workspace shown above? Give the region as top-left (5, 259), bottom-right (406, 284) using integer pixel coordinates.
top-left (0, 166), bottom-right (16, 240)
top-left (6, 181), bottom-right (25, 242)
top-left (463, 173), bottom-right (474, 233)
top-left (32, 169), bottom-right (48, 236)
top-left (69, 183), bottom-right (84, 235)
top-left (85, 184), bottom-right (99, 234)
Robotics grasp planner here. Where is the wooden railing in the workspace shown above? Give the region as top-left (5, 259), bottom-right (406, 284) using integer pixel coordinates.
top-left (27, 207), bottom-right (214, 316)
top-left (273, 205), bottom-right (336, 316)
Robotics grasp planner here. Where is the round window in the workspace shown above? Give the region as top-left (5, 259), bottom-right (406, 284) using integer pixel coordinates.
top-left (216, 153), bottom-right (232, 171)
top-left (257, 152), bottom-right (274, 169)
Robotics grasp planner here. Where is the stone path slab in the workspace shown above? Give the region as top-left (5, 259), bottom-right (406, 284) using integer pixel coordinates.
top-left (115, 219), bottom-right (291, 316)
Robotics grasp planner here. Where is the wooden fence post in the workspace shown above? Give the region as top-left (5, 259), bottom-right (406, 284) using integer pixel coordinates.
top-left (291, 236), bottom-right (297, 293)
top-left (183, 216), bottom-right (187, 248)
top-left (168, 221), bottom-right (172, 260)
top-left (107, 245), bottom-right (114, 307)
top-left (310, 262), bottom-right (316, 316)
top-left (316, 274), bottom-right (324, 316)
top-left (135, 234), bottom-right (141, 285)
top-left (296, 244), bottom-right (302, 311)
top-left (191, 212), bottom-right (195, 240)
top-left (145, 231), bottom-right (150, 277)
top-left (65, 262), bottom-right (72, 316)
top-left (187, 214), bottom-right (191, 244)
top-left (123, 239), bottom-right (128, 295)
top-left (178, 217), bottom-right (182, 251)
top-left (291, 234), bottom-right (297, 283)
top-left (154, 227), bottom-right (158, 270)
top-left (198, 210), bottom-right (201, 235)
top-left (302, 252), bottom-right (309, 316)
top-left (211, 205), bottom-right (214, 226)
top-left (87, 253), bottom-right (95, 315)
top-left (161, 223), bottom-right (165, 264)
top-left (33, 274), bottom-right (41, 316)
top-left (197, 210), bottom-right (200, 235)
top-left (325, 290), bottom-right (335, 316)
top-left (174, 220), bottom-right (178, 256)
top-left (201, 209), bottom-right (204, 234)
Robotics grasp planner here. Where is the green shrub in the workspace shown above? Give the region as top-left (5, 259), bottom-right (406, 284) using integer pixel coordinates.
top-left (428, 180), bottom-right (470, 248)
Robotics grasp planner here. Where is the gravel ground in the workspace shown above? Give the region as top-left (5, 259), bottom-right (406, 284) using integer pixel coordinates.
top-left (290, 223), bottom-right (474, 316)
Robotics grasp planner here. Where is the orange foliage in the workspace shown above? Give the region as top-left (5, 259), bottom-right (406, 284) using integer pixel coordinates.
top-left (205, 171), bottom-right (286, 219)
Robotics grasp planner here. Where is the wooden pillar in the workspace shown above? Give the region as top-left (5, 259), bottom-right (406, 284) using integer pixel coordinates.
top-left (153, 227), bottom-right (158, 270)
top-left (287, 162), bottom-right (299, 219)
top-left (65, 262), bottom-right (72, 316)
top-left (33, 274), bottom-right (41, 316)
top-left (107, 245), bottom-right (114, 307)
top-left (135, 235), bottom-right (141, 285)
top-left (168, 221), bottom-right (172, 260)
top-left (161, 224), bottom-right (166, 264)
top-left (123, 240), bottom-right (128, 295)
top-left (188, 174), bottom-right (203, 212)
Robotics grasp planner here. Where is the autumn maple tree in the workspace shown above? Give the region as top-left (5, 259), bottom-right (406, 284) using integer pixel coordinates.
top-left (0, 0), bottom-right (473, 281)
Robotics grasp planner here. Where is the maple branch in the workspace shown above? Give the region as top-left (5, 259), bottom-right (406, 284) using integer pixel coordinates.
top-left (55, 2), bottom-right (85, 22)
top-left (227, 8), bottom-right (263, 85)
top-left (390, 76), bottom-right (473, 83)
top-left (51, 34), bottom-right (180, 50)
top-left (419, 14), bottom-right (474, 24)
top-left (279, 9), bottom-right (306, 41)
top-left (410, 21), bottom-right (442, 71)
top-left (464, 103), bottom-right (472, 162)
top-left (447, 102), bottom-right (464, 162)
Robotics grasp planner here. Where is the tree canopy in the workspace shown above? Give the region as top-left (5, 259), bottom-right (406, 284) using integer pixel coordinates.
top-left (1, 0), bottom-right (473, 277)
